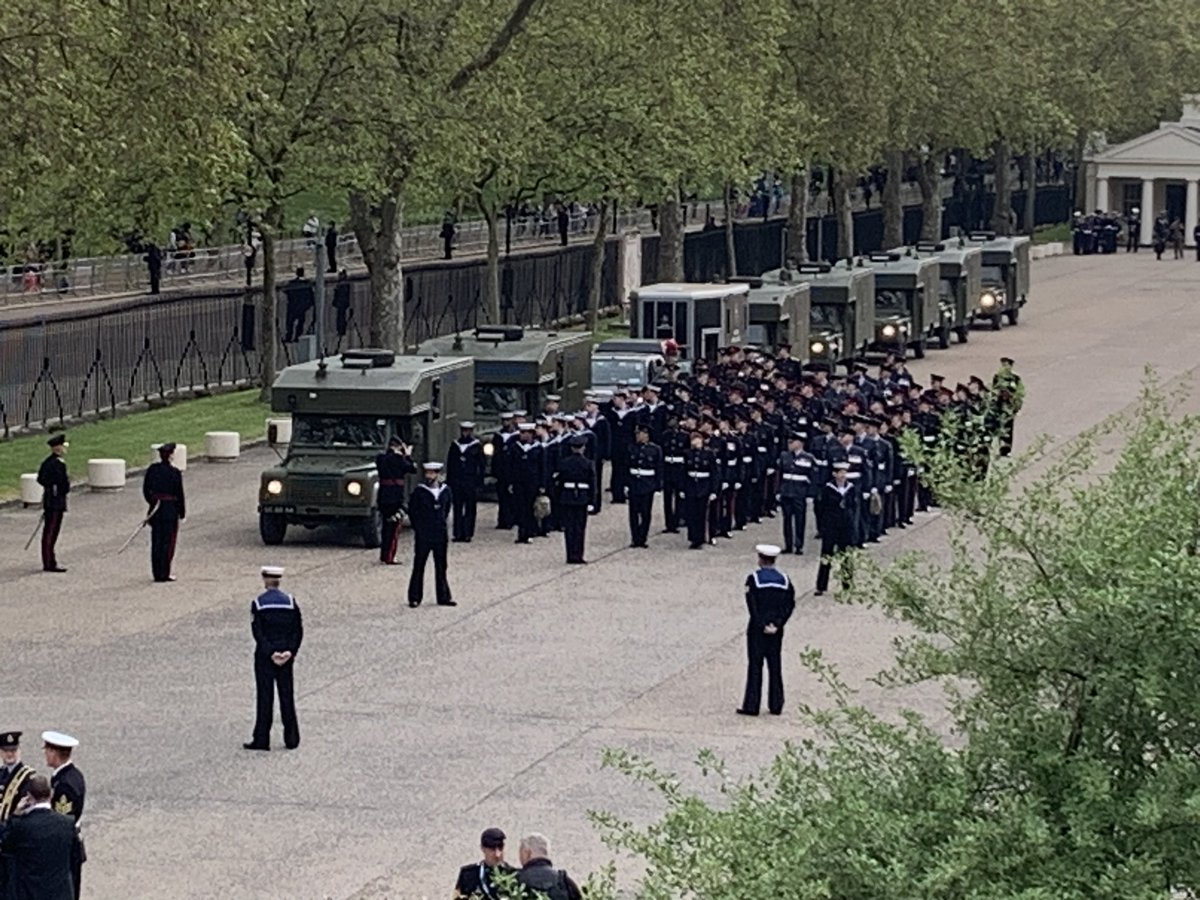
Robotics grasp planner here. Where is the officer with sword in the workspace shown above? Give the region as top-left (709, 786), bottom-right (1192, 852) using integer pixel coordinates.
top-left (140, 442), bottom-right (186, 582)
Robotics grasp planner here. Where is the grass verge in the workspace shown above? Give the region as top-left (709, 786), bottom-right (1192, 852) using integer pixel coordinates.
top-left (0, 390), bottom-right (271, 502)
top-left (1033, 222), bottom-right (1072, 244)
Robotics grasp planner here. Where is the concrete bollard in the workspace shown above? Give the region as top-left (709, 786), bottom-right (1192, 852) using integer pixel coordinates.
top-left (20, 474), bottom-right (40, 507)
top-left (266, 417), bottom-right (293, 446)
top-left (87, 458), bottom-right (126, 491)
top-left (205, 431), bottom-right (240, 461)
top-left (151, 443), bottom-right (188, 471)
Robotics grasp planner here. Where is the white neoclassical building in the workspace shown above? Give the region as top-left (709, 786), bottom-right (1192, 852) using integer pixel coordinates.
top-left (1085, 96), bottom-right (1200, 245)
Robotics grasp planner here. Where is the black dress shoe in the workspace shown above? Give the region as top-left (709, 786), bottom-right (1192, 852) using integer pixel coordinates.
top-left (813, 589), bottom-right (826, 596)
top-left (735, 708), bottom-right (759, 716)
top-left (284, 740), bottom-right (299, 750)
top-left (44, 567), bottom-right (67, 573)
top-left (437, 599), bottom-right (457, 607)
top-left (242, 742), bottom-right (269, 751)
top-left (515, 538), bottom-right (530, 544)
top-left (768, 709), bottom-right (782, 716)
top-left (566, 559), bottom-right (588, 564)
top-left (408, 599), bottom-right (422, 608)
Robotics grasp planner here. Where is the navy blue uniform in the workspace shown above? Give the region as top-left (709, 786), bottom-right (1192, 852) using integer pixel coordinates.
top-left (141, 460), bottom-right (185, 582)
top-left (507, 440), bottom-right (546, 543)
top-left (407, 481), bottom-right (453, 606)
top-left (739, 566), bottom-right (796, 715)
top-left (37, 453), bottom-right (70, 571)
top-left (626, 441), bottom-right (663, 547)
top-left (659, 428), bottom-right (689, 532)
top-left (776, 449), bottom-right (815, 553)
top-left (556, 452), bottom-right (595, 563)
top-left (815, 481), bottom-right (856, 594)
top-left (682, 445), bottom-right (718, 548)
top-left (446, 436), bottom-right (485, 541)
top-left (250, 588), bottom-right (304, 749)
top-left (376, 450), bottom-right (415, 563)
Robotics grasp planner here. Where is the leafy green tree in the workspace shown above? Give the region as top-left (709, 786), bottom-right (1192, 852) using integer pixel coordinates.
top-left (594, 384), bottom-right (1200, 899)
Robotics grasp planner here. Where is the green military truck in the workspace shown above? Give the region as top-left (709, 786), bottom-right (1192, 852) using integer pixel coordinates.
top-left (257, 349), bottom-right (474, 546)
top-left (864, 251), bottom-right (941, 357)
top-left (908, 239), bottom-right (982, 345)
top-left (762, 262), bottom-right (874, 370)
top-left (733, 276), bottom-right (812, 354)
top-left (966, 232), bottom-right (1031, 329)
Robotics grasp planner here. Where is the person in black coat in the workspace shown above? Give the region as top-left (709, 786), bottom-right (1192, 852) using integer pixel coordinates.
top-left (141, 442), bottom-right (185, 582)
top-left (582, 399), bottom-right (610, 513)
top-left (36, 434), bottom-right (70, 573)
top-left (815, 463), bottom-right (856, 595)
top-left (659, 418), bottom-right (690, 533)
top-left (604, 392), bottom-right (638, 503)
top-left (454, 827), bottom-right (516, 899)
top-left (446, 422), bottom-right (485, 543)
top-left (244, 567), bottom-right (303, 751)
top-left (42, 732), bottom-right (85, 900)
top-left (507, 425), bottom-right (545, 544)
top-left (376, 436), bottom-right (415, 565)
top-left (144, 243), bottom-right (163, 295)
top-left (324, 223), bottom-right (338, 273)
top-left (626, 425), bottom-right (663, 548)
top-left (407, 462), bottom-right (454, 608)
top-left (0, 731), bottom-right (35, 823)
top-left (737, 544), bottom-right (796, 716)
top-left (681, 432), bottom-right (718, 549)
top-left (282, 267), bottom-right (315, 342)
top-left (0, 774), bottom-right (76, 900)
top-left (555, 435), bottom-right (595, 564)
top-left (332, 270), bottom-right (352, 338)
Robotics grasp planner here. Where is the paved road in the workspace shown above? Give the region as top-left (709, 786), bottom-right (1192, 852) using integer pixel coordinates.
top-left (0, 251), bottom-right (1196, 899)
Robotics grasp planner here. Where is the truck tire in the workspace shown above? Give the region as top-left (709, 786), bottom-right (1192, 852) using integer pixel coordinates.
top-left (938, 324), bottom-right (951, 350)
top-left (956, 325), bottom-right (969, 344)
top-left (990, 313), bottom-right (1002, 331)
top-left (360, 508), bottom-right (382, 549)
top-left (914, 338), bottom-right (926, 359)
top-left (1006, 306), bottom-right (1020, 326)
top-left (260, 512), bottom-right (287, 545)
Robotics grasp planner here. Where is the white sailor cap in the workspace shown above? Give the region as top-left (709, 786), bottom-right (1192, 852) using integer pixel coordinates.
top-left (517, 423), bottom-right (536, 432)
top-left (499, 412), bottom-right (515, 420)
top-left (512, 409), bottom-right (528, 417)
top-left (460, 421), bottom-right (476, 429)
top-left (422, 461), bottom-right (444, 471)
top-left (41, 731), bottom-right (79, 750)
top-left (755, 544), bottom-right (782, 558)
top-left (545, 394), bottom-right (561, 402)
top-left (261, 565), bottom-right (285, 578)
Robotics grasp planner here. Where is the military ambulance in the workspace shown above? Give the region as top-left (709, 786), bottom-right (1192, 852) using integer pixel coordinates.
top-left (762, 262), bottom-right (874, 370)
top-left (863, 251), bottom-right (940, 358)
top-left (258, 349), bottom-right (473, 546)
top-left (731, 276), bottom-right (812, 354)
top-left (907, 239), bottom-right (982, 345)
top-left (966, 231), bottom-right (1031, 329)
top-left (628, 282), bottom-right (749, 362)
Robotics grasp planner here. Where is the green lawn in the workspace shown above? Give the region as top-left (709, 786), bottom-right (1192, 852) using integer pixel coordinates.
top-left (1033, 222), bottom-right (1072, 244)
top-left (0, 390), bottom-right (272, 501)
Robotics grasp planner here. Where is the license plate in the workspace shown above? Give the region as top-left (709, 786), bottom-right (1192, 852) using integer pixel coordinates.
top-left (260, 504), bottom-right (296, 514)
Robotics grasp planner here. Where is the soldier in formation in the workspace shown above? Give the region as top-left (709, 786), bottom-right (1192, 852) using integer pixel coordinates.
top-left (407, 461), bottom-right (455, 608)
top-left (141, 441), bottom-right (185, 582)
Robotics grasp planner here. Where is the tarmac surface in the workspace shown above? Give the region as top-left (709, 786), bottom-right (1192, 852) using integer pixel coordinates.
top-left (1, 251), bottom-right (1198, 899)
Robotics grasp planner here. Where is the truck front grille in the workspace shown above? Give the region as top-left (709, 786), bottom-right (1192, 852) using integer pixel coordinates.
top-left (287, 477), bottom-right (341, 505)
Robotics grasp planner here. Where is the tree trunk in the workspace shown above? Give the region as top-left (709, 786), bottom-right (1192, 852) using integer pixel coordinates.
top-left (350, 187), bottom-right (405, 352)
top-left (256, 205), bottom-right (280, 401)
top-left (882, 148), bottom-right (904, 249)
top-left (786, 167), bottom-right (808, 264)
top-left (991, 139), bottom-right (1013, 236)
top-left (832, 170), bottom-right (855, 261)
top-left (585, 198), bottom-right (611, 332)
top-left (479, 194), bottom-right (501, 324)
top-left (1023, 149), bottom-right (1037, 234)
top-left (723, 180), bottom-right (738, 277)
top-left (656, 190), bottom-right (685, 281)
top-left (917, 154), bottom-right (942, 241)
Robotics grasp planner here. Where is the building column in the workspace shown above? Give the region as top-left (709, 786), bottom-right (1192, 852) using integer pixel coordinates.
top-left (1095, 176), bottom-right (1109, 213)
top-left (1187, 179), bottom-right (1200, 245)
top-left (1140, 178), bottom-right (1155, 246)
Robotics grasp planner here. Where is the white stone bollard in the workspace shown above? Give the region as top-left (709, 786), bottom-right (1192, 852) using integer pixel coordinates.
top-left (87, 458), bottom-right (126, 491)
top-left (1031, 246), bottom-right (1045, 260)
top-left (20, 473), bottom-right (40, 506)
top-left (266, 417), bottom-right (292, 446)
top-left (151, 443), bottom-right (188, 471)
top-left (205, 431), bottom-right (240, 461)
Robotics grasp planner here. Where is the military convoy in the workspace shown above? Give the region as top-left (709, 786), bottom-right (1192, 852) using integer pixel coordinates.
top-left (760, 262), bottom-right (874, 368)
top-left (864, 251), bottom-right (941, 357)
top-left (736, 277), bottom-right (811, 352)
top-left (966, 232), bottom-right (1031, 329)
top-left (258, 349), bottom-right (474, 547)
top-left (907, 239), bottom-right (982, 345)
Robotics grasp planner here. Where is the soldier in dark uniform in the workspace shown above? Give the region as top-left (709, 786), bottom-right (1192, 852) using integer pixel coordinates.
top-left (42, 731), bottom-right (85, 899)
top-left (454, 827), bottom-right (516, 899)
top-left (736, 544), bottom-right (796, 717)
top-left (1126, 207), bottom-right (1141, 252)
top-left (556, 434), bottom-right (595, 564)
top-left (141, 442), bottom-right (185, 582)
top-left (244, 566), bottom-right (303, 751)
top-left (863, 417), bottom-right (892, 540)
top-left (283, 267), bottom-right (315, 342)
top-left (0, 731), bottom-right (35, 823)
top-left (508, 424), bottom-right (546, 544)
top-left (775, 432), bottom-right (815, 554)
top-left (626, 424), bottom-right (663, 548)
top-left (492, 412), bottom-right (519, 528)
top-left (581, 398), bottom-right (610, 513)
top-left (815, 462), bottom-right (856, 595)
top-left (376, 435), bottom-right (415, 565)
top-left (605, 390), bottom-right (638, 504)
top-left (716, 418), bottom-right (742, 537)
top-left (36, 434), bottom-right (70, 573)
top-left (659, 415), bottom-right (689, 533)
top-left (682, 431), bottom-right (718, 549)
top-left (639, 385), bottom-right (668, 442)
top-left (407, 462), bottom-right (454, 607)
top-left (446, 422), bottom-right (485, 542)
top-left (991, 356), bottom-right (1025, 457)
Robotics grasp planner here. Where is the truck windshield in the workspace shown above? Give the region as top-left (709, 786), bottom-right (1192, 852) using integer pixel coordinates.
top-left (592, 358), bottom-right (647, 385)
top-left (939, 278), bottom-right (955, 302)
top-left (810, 304), bottom-right (844, 328)
top-left (875, 290), bottom-right (908, 312)
top-left (475, 385), bottom-right (523, 417)
top-left (981, 264), bottom-right (1004, 286)
top-left (292, 415), bottom-right (387, 448)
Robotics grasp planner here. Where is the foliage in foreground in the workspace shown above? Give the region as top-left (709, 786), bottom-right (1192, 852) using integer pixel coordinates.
top-left (591, 382), bottom-right (1200, 899)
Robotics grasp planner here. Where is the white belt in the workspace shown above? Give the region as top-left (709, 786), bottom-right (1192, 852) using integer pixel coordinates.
top-left (782, 473), bottom-right (808, 481)
top-left (726, 460), bottom-right (736, 466)
top-left (687, 471), bottom-right (710, 478)
top-left (741, 456), bottom-right (752, 463)
top-left (664, 456), bottom-right (684, 463)
top-left (757, 447), bottom-right (768, 453)
top-left (847, 472), bottom-right (862, 479)
top-left (562, 482), bottom-right (584, 489)
top-left (630, 468), bottom-right (656, 477)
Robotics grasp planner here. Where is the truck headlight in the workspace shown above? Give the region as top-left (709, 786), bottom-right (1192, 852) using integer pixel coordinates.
top-left (266, 479), bottom-right (283, 495)
top-left (882, 324), bottom-right (896, 338)
top-left (483, 442), bottom-right (495, 457)
top-left (981, 291), bottom-right (996, 308)
top-left (346, 481), bottom-right (363, 497)
top-left (810, 341), bottom-right (825, 355)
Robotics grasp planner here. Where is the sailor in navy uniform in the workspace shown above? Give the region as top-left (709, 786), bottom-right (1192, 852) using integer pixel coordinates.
top-left (446, 422), bottom-right (484, 542)
top-left (508, 424), bottom-right (545, 544)
top-left (659, 416), bottom-right (690, 533)
top-left (37, 434), bottom-right (70, 573)
top-left (626, 424), bottom-right (663, 548)
top-left (376, 435), bottom-right (416, 564)
top-left (775, 432), bottom-right (815, 554)
top-left (492, 412), bottom-right (519, 529)
top-left (737, 545), bottom-right (796, 716)
top-left (42, 730), bottom-right (86, 899)
top-left (555, 434), bottom-right (595, 564)
top-left (407, 462), bottom-right (454, 607)
top-left (245, 566), bottom-right (303, 751)
top-left (0, 731), bottom-right (35, 823)
top-left (815, 463), bottom-right (856, 596)
top-left (582, 397), bottom-right (610, 513)
top-left (681, 431), bottom-right (718, 549)
top-left (141, 442), bottom-right (185, 582)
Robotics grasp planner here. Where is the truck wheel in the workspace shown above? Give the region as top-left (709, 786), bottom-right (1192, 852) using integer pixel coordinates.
top-left (260, 513), bottom-right (287, 546)
top-left (990, 313), bottom-right (1002, 331)
top-left (914, 339), bottom-right (926, 359)
top-left (956, 325), bottom-right (969, 344)
top-left (938, 324), bottom-right (951, 350)
top-left (360, 508), bottom-right (383, 549)
top-left (1006, 307), bottom-right (1020, 326)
